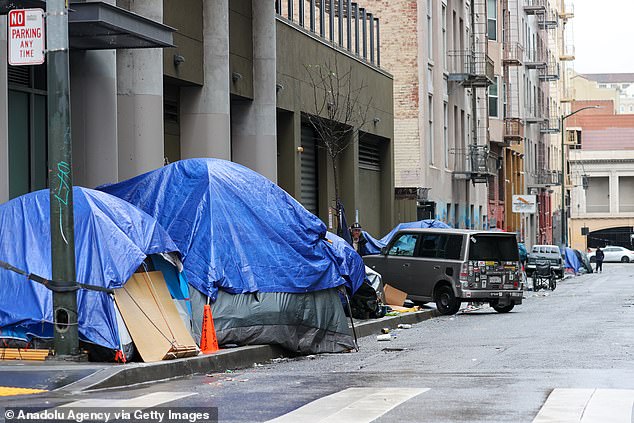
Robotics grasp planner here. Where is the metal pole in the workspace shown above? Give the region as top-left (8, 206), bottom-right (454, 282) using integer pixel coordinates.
top-left (346, 0), bottom-right (352, 51)
top-left (376, 18), bottom-right (380, 67)
top-left (47, 0), bottom-right (79, 357)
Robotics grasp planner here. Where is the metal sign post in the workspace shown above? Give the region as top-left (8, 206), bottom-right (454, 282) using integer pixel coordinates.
top-left (47, 0), bottom-right (79, 357)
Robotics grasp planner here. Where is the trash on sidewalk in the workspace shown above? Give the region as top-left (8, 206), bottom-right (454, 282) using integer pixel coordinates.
top-left (376, 334), bottom-right (392, 341)
top-left (397, 324), bottom-right (412, 329)
top-left (388, 305), bottom-right (421, 313)
top-left (381, 328), bottom-right (391, 334)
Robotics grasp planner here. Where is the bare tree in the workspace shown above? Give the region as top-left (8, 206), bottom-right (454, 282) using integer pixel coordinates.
top-left (304, 58), bottom-right (372, 207)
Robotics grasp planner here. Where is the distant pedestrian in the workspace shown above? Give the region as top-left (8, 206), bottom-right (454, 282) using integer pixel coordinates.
top-left (595, 247), bottom-right (605, 273)
top-left (350, 222), bottom-right (369, 256)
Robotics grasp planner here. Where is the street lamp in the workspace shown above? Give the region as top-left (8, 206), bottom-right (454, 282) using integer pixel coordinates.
top-left (560, 105), bottom-right (601, 247)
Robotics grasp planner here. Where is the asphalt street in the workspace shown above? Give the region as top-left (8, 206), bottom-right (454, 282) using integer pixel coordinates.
top-left (3, 263), bottom-right (634, 422)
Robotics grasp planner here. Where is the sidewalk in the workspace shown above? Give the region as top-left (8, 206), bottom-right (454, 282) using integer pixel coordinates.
top-left (0, 308), bottom-right (438, 396)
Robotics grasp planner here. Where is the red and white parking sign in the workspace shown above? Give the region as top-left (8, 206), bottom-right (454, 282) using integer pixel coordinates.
top-left (8, 9), bottom-right (45, 66)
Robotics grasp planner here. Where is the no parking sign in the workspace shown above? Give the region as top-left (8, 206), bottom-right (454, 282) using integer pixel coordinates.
top-left (8, 9), bottom-right (45, 66)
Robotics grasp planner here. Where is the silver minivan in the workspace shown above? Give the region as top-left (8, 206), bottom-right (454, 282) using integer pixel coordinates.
top-left (363, 229), bottom-right (523, 315)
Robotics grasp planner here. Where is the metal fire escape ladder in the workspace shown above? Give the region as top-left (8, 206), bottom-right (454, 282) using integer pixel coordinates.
top-left (503, 0), bottom-right (524, 143)
top-left (450, 0), bottom-right (496, 184)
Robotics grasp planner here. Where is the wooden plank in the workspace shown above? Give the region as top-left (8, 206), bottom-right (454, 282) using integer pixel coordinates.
top-left (115, 271), bottom-right (198, 362)
top-left (0, 348), bottom-right (50, 361)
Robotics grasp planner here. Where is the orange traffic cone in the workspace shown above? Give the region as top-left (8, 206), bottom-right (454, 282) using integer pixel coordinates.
top-left (200, 304), bottom-right (219, 354)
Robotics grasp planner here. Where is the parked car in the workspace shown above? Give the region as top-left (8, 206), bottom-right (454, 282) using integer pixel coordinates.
top-left (588, 246), bottom-right (634, 263)
top-left (525, 245), bottom-right (564, 279)
top-left (363, 229), bottom-right (523, 315)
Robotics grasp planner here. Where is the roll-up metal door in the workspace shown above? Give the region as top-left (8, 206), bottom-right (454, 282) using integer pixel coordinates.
top-left (300, 125), bottom-right (319, 215)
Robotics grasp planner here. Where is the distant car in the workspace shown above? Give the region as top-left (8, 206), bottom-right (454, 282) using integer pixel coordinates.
top-left (525, 245), bottom-right (564, 279)
top-left (588, 246), bottom-right (634, 263)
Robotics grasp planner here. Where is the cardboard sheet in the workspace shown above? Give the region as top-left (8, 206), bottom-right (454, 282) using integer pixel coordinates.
top-left (115, 271), bottom-right (198, 362)
top-left (384, 284), bottom-right (408, 307)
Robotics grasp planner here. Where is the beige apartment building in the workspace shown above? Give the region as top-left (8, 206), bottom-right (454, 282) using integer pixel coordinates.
top-left (365, 0), bottom-right (573, 246)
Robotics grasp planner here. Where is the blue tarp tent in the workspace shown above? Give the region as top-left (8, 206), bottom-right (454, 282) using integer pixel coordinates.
top-left (564, 247), bottom-right (582, 273)
top-left (99, 159), bottom-right (364, 300)
top-left (0, 187), bottom-right (179, 350)
top-left (363, 220), bottom-right (452, 254)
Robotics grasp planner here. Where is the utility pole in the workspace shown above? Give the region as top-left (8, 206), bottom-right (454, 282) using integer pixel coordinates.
top-left (47, 0), bottom-right (78, 357)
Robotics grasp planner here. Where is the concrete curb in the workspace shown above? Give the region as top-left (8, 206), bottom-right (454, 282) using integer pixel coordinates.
top-left (57, 309), bottom-right (440, 393)
top-left (62, 345), bottom-right (286, 393)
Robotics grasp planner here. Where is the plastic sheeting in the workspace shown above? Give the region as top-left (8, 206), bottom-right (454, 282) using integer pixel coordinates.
top-left (564, 247), bottom-right (582, 273)
top-left (363, 219), bottom-right (452, 254)
top-left (99, 159), bottom-right (364, 300)
top-left (574, 249), bottom-right (593, 274)
top-left (0, 187), bottom-right (179, 350)
top-left (189, 287), bottom-right (353, 354)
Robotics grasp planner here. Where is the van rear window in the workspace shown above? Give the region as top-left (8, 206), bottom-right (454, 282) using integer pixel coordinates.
top-left (468, 235), bottom-right (519, 261)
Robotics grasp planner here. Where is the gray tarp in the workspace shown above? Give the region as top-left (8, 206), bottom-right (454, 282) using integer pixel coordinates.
top-left (190, 287), bottom-right (354, 354)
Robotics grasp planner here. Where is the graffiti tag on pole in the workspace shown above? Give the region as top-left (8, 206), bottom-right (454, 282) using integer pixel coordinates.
top-left (53, 161), bottom-right (71, 244)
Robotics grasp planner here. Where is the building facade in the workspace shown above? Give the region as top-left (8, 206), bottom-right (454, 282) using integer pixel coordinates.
top-left (366, 0), bottom-right (573, 246)
top-left (567, 101), bottom-right (634, 250)
top-left (0, 0), bottom-right (396, 235)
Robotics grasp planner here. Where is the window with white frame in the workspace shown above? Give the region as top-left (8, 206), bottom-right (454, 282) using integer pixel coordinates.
top-left (487, 0), bottom-right (497, 40)
top-left (489, 77), bottom-right (499, 117)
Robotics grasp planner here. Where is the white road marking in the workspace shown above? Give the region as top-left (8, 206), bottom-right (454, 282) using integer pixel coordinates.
top-left (266, 387), bottom-right (429, 423)
top-left (533, 388), bottom-right (634, 423)
top-left (59, 392), bottom-right (195, 408)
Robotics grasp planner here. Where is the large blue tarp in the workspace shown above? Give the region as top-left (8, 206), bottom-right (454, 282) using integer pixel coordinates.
top-left (0, 187), bottom-right (179, 349)
top-left (564, 247), bottom-right (582, 273)
top-left (363, 220), bottom-right (452, 254)
top-left (99, 159), bottom-right (364, 300)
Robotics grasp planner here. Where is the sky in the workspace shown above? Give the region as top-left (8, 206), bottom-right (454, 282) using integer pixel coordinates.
top-left (573, 0), bottom-right (634, 73)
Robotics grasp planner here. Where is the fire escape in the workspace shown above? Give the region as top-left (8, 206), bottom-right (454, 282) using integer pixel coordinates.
top-left (523, 0), bottom-right (561, 244)
top-left (448, 0), bottom-right (496, 184)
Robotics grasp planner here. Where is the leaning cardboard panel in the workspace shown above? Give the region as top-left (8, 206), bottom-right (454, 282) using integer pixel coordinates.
top-left (115, 271), bottom-right (198, 362)
top-left (384, 284), bottom-right (408, 307)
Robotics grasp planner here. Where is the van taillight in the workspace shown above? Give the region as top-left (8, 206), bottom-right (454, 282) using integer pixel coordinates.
top-left (460, 263), bottom-right (469, 281)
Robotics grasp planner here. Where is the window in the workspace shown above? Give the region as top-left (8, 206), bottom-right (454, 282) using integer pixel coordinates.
top-left (454, 203), bottom-right (459, 228)
top-left (468, 235), bottom-right (519, 261)
top-left (444, 102), bottom-right (449, 167)
top-left (427, 0), bottom-right (433, 55)
top-left (447, 203), bottom-right (452, 225)
top-left (487, 0), bottom-right (497, 40)
top-left (489, 77), bottom-right (499, 117)
top-left (428, 95), bottom-right (434, 165)
top-left (418, 234), bottom-right (464, 260)
top-left (427, 66), bottom-right (434, 93)
top-left (586, 177), bottom-right (609, 213)
top-left (388, 234), bottom-right (419, 256)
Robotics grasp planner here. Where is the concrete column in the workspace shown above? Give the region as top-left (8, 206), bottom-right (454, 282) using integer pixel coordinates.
top-left (181, 0), bottom-right (231, 160)
top-left (116, 1), bottom-right (164, 181)
top-left (610, 172), bottom-right (618, 213)
top-left (232, 0), bottom-right (277, 182)
top-left (71, 49), bottom-right (118, 187)
top-left (0, 16), bottom-right (9, 203)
